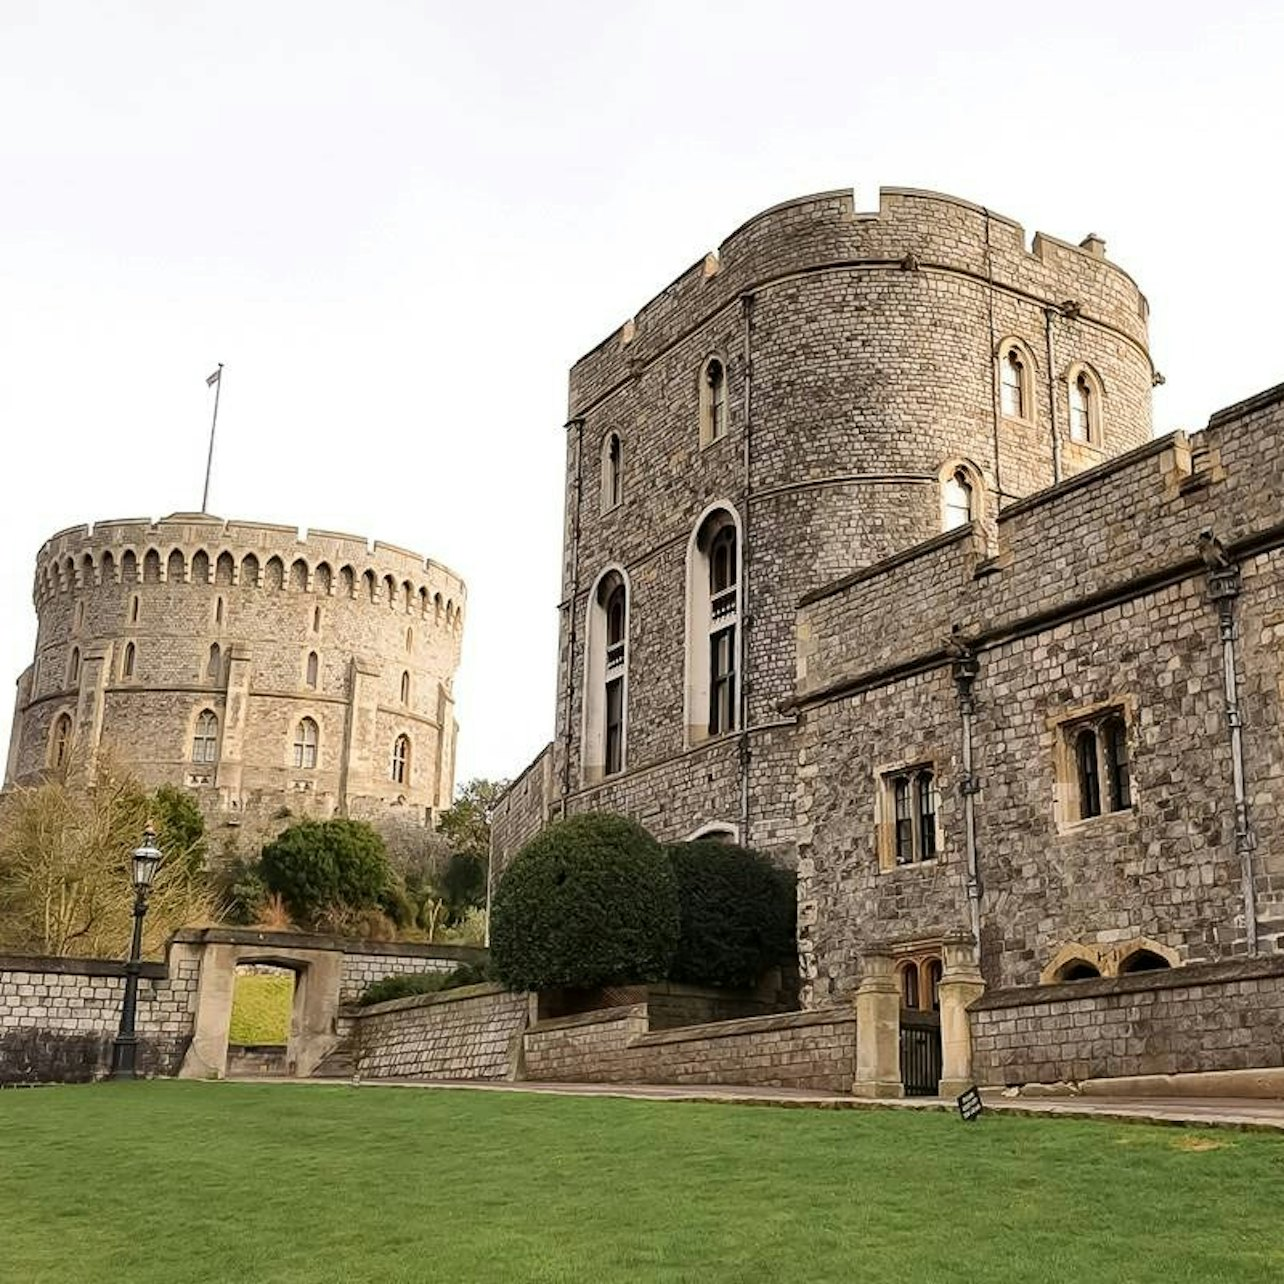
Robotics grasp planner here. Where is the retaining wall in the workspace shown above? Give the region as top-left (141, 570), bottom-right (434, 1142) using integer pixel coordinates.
top-left (970, 957), bottom-right (1284, 1086)
top-left (523, 1004), bottom-right (856, 1092)
top-left (351, 983), bottom-right (530, 1081)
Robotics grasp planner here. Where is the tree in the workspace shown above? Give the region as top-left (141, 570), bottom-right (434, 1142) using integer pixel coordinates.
top-left (150, 784), bottom-right (208, 871)
top-left (259, 819), bottom-right (396, 932)
top-left (665, 840), bottom-right (796, 989)
top-left (0, 767), bottom-right (219, 958)
top-left (437, 777), bottom-right (506, 860)
top-left (489, 812), bottom-right (679, 992)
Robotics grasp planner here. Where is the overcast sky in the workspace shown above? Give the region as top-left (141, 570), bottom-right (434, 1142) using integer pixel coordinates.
top-left (2, 1), bottom-right (1281, 789)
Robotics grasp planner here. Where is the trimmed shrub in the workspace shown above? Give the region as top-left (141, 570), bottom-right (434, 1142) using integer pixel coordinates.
top-left (490, 813), bottom-right (678, 992)
top-left (357, 961), bottom-right (494, 1007)
top-left (259, 819), bottom-right (395, 930)
top-left (665, 841), bottom-right (796, 989)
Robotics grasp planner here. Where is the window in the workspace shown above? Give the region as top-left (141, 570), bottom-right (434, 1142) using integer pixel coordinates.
top-left (51, 713), bottom-right (72, 769)
top-left (400, 670), bottom-right (410, 704)
top-left (1118, 948), bottom-right (1171, 974)
top-left (67, 647), bottom-right (80, 686)
top-left (1067, 364), bottom-right (1103, 445)
top-left (1063, 708), bottom-right (1131, 822)
top-left (602, 433), bottom-right (623, 511)
top-left (122, 642), bottom-right (136, 679)
top-left (306, 652), bottom-right (319, 689)
top-left (1054, 959), bottom-right (1102, 982)
top-left (192, 710), bottom-right (219, 763)
top-left (699, 357), bottom-right (729, 446)
top-left (215, 596), bottom-right (225, 627)
top-left (583, 569), bottom-right (629, 782)
top-left (998, 342), bottom-right (1033, 420)
top-left (313, 606), bottom-right (322, 633)
top-left (942, 468), bottom-right (974, 531)
top-left (405, 627), bottom-right (413, 653)
top-left (900, 961), bottom-right (920, 1010)
top-left (130, 594), bottom-right (140, 624)
top-left (686, 508), bottom-right (741, 744)
top-left (208, 643), bottom-right (222, 682)
top-left (293, 718), bottom-right (319, 769)
top-left (925, 959), bottom-right (942, 1012)
top-left (72, 600), bottom-right (84, 633)
top-left (391, 734), bottom-right (410, 785)
top-left (881, 765), bottom-right (938, 869)
top-left (897, 955), bottom-right (943, 1010)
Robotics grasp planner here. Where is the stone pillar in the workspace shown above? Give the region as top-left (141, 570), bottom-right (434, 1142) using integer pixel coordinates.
top-left (853, 952), bottom-right (902, 1098)
top-left (71, 644), bottom-right (111, 786)
top-left (216, 644), bottom-right (252, 807)
top-left (5, 667), bottom-right (31, 785)
top-left (179, 941), bottom-right (238, 1079)
top-left (340, 656), bottom-right (380, 811)
top-left (938, 936), bottom-right (986, 1098)
top-left (290, 952), bottom-right (343, 1078)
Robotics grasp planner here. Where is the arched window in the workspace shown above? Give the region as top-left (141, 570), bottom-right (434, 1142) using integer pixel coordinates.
top-left (685, 508), bottom-right (740, 743)
top-left (207, 643), bottom-right (222, 682)
top-left (1066, 708), bottom-right (1131, 822)
top-left (191, 550), bottom-right (210, 584)
top-left (925, 959), bottom-right (942, 1012)
top-left (602, 433), bottom-right (623, 511)
top-left (1118, 948), bottom-right (1172, 975)
top-left (313, 606), bottom-right (321, 633)
top-left (900, 961), bottom-right (920, 1010)
top-left (583, 569), bottom-right (629, 782)
top-left (942, 469), bottom-right (974, 530)
top-left (1055, 959), bottom-right (1102, 982)
top-left (699, 357), bottom-right (729, 446)
top-left (400, 670), bottom-right (410, 704)
top-left (192, 709), bottom-right (219, 763)
top-left (306, 651), bottom-right (319, 688)
top-left (265, 557), bottom-right (284, 591)
top-left (240, 553), bottom-right (260, 587)
top-left (293, 718), bottom-right (319, 769)
top-left (998, 342), bottom-right (1032, 420)
top-left (214, 596), bottom-right (225, 627)
top-left (289, 558), bottom-right (309, 591)
top-left (1067, 364), bottom-right (1104, 445)
top-left (67, 647), bottom-right (80, 686)
top-left (130, 594), bottom-right (140, 624)
top-left (121, 551), bottom-right (138, 585)
top-left (122, 642), bottom-right (136, 679)
top-left (391, 734), bottom-right (410, 785)
top-left (50, 713), bottom-right (73, 769)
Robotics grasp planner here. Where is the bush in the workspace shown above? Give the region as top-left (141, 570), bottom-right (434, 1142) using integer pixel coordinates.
top-left (489, 813), bottom-right (678, 992)
top-left (665, 841), bottom-right (796, 989)
top-left (259, 820), bottom-right (395, 930)
top-left (357, 961), bottom-right (494, 1006)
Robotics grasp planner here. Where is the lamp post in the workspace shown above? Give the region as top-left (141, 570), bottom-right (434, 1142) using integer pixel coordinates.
top-left (109, 824), bottom-right (163, 1080)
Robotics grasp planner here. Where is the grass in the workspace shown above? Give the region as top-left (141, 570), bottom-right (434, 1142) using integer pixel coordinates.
top-left (2, 1081), bottom-right (1283, 1283)
top-left (228, 974), bottom-right (293, 1044)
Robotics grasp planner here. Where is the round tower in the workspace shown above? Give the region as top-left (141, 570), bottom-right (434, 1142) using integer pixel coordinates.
top-left (6, 513), bottom-right (465, 838)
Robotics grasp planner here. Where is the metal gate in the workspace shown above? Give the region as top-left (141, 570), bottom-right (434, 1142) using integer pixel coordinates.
top-left (899, 1010), bottom-right (942, 1096)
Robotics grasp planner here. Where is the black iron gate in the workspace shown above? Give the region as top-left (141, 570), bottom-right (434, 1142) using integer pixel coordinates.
top-left (899, 1010), bottom-right (942, 1096)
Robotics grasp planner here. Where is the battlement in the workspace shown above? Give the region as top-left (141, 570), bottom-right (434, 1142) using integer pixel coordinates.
top-left (569, 186), bottom-right (1151, 416)
top-left (794, 384), bottom-right (1284, 708)
top-left (32, 513), bottom-right (467, 629)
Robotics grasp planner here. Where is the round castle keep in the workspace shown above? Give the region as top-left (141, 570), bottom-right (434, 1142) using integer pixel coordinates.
top-left (5, 513), bottom-right (465, 833)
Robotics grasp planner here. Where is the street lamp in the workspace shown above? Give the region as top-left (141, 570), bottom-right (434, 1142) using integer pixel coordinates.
top-left (109, 823), bottom-right (163, 1080)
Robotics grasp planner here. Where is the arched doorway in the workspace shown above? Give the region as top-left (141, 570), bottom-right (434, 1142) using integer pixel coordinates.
top-left (227, 962), bottom-right (300, 1077)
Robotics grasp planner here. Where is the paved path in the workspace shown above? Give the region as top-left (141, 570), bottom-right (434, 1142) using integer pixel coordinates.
top-left (236, 1075), bottom-right (1284, 1132)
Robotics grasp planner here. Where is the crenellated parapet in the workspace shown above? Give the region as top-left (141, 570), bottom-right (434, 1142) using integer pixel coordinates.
top-left (33, 513), bottom-right (466, 635)
top-left (569, 186), bottom-right (1153, 416)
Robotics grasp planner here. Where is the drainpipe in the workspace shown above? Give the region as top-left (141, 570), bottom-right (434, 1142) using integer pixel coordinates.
top-left (952, 648), bottom-right (982, 949)
top-left (1043, 306), bottom-right (1062, 485)
top-left (1208, 557), bottom-right (1258, 952)
top-left (738, 293), bottom-right (755, 845)
top-left (560, 417), bottom-right (585, 814)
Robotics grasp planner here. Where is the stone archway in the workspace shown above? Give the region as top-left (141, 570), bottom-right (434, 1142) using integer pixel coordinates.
top-left (179, 940), bottom-right (344, 1080)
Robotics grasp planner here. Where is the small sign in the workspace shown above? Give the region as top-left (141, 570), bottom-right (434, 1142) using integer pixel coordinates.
top-left (957, 1086), bottom-right (983, 1122)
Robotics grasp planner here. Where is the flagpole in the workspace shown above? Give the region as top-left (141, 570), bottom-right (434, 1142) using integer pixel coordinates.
top-left (201, 363), bottom-right (223, 514)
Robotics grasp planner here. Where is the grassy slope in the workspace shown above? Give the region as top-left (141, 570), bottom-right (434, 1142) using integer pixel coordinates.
top-left (2, 1082), bottom-right (1283, 1284)
top-left (227, 974), bottom-right (293, 1045)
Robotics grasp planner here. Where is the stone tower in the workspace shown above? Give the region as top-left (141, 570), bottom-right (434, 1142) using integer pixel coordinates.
top-left (5, 513), bottom-right (465, 838)
top-left (493, 186), bottom-right (1155, 865)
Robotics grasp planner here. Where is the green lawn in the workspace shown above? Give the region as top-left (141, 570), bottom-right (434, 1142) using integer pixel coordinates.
top-left (228, 973), bottom-right (294, 1044)
top-left (2, 1082), bottom-right (1282, 1283)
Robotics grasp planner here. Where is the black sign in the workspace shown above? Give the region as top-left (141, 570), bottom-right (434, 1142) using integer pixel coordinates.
top-left (957, 1086), bottom-right (983, 1122)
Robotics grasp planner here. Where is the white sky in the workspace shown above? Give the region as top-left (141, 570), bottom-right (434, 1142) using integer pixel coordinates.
top-left (1, 2), bottom-right (1281, 789)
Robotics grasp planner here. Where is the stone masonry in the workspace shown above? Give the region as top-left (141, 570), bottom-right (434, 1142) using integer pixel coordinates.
top-left (5, 513), bottom-right (466, 843)
top-left (493, 186), bottom-right (1156, 870)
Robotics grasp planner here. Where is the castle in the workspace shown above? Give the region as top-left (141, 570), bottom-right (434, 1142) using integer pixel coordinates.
top-left (493, 187), bottom-right (1284, 1091)
top-left (4, 513), bottom-right (465, 840)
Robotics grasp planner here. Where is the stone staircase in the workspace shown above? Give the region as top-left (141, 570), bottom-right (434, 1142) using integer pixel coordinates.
top-left (311, 1036), bottom-right (356, 1079)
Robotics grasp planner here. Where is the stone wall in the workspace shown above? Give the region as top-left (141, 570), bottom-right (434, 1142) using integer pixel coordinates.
top-left (523, 1004), bottom-right (856, 1093)
top-left (6, 513), bottom-right (466, 850)
top-left (793, 390), bottom-right (1284, 1002)
top-left (494, 185), bottom-right (1155, 874)
top-left (0, 953), bottom-right (199, 1084)
top-left (338, 942), bottom-right (484, 1002)
top-left (351, 983), bottom-right (530, 1081)
top-left (969, 957), bottom-right (1284, 1087)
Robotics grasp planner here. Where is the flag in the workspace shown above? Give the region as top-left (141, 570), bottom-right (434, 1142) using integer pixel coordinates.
top-left (206, 368), bottom-right (221, 387)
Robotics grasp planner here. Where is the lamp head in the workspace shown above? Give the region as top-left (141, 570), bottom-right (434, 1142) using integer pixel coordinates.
top-left (131, 823), bottom-right (163, 891)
